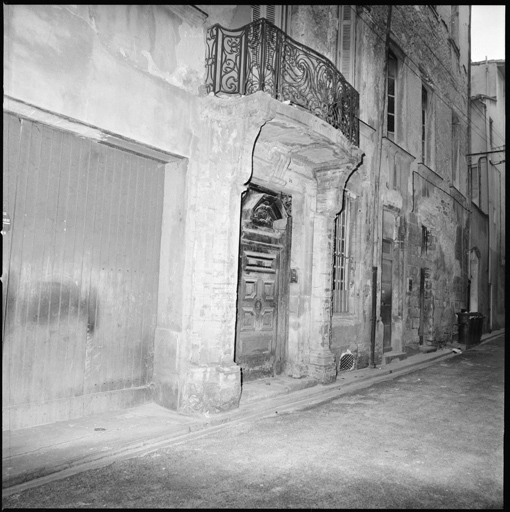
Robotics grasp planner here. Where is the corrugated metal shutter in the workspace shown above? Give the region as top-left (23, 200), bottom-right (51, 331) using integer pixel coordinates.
top-left (2, 112), bottom-right (165, 429)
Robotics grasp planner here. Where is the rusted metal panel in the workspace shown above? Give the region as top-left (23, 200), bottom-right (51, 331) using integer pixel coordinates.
top-left (3, 113), bottom-right (164, 429)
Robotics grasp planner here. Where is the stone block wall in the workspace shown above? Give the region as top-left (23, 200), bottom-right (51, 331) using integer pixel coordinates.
top-left (403, 178), bottom-right (469, 349)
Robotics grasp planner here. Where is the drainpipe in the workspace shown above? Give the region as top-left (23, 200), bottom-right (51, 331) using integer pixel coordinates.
top-left (486, 155), bottom-right (492, 331)
top-left (490, 161), bottom-right (503, 330)
top-left (370, 5), bottom-right (392, 368)
top-left (466, 6), bottom-right (472, 313)
top-left (370, 266), bottom-right (378, 367)
top-left (484, 57), bottom-right (492, 331)
top-left (485, 56), bottom-right (489, 96)
top-left (487, 154), bottom-right (493, 331)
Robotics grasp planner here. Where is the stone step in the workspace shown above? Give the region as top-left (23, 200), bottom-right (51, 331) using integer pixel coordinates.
top-left (384, 352), bottom-right (408, 364)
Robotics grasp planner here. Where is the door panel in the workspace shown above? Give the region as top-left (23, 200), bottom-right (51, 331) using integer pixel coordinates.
top-left (236, 245), bottom-right (279, 378)
top-left (2, 113), bottom-right (164, 429)
top-left (235, 188), bottom-right (290, 381)
top-left (381, 239), bottom-right (393, 353)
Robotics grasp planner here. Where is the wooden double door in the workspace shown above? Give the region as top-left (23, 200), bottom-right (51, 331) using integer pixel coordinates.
top-left (381, 210), bottom-right (395, 353)
top-left (235, 187), bottom-right (291, 381)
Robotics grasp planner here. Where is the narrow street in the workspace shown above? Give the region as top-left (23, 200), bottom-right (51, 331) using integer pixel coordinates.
top-left (3, 336), bottom-right (504, 509)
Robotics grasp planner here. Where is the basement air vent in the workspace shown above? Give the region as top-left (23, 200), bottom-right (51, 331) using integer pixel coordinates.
top-left (338, 349), bottom-right (355, 372)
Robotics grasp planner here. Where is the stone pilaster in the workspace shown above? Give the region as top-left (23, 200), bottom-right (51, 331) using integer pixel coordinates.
top-left (309, 164), bottom-right (359, 383)
top-left (177, 94), bottom-right (275, 415)
top-left (309, 206), bottom-right (338, 383)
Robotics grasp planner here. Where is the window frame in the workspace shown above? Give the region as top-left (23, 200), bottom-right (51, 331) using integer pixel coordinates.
top-left (251, 5), bottom-right (289, 31)
top-left (451, 110), bottom-right (460, 187)
top-left (470, 156), bottom-right (489, 213)
top-left (420, 82), bottom-right (434, 168)
top-left (332, 192), bottom-right (357, 314)
top-left (337, 5), bottom-right (356, 85)
top-left (421, 86), bottom-right (428, 163)
top-left (387, 50), bottom-right (398, 141)
top-left (470, 162), bottom-right (479, 207)
top-left (421, 225), bottom-right (429, 256)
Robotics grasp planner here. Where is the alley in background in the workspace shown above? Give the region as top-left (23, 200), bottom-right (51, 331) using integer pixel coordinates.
top-left (3, 336), bottom-right (504, 509)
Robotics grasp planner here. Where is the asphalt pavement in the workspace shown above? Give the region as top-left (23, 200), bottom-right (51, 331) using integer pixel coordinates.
top-left (2, 330), bottom-right (505, 507)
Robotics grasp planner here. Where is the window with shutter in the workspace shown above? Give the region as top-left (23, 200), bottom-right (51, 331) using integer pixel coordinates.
top-left (470, 163), bottom-right (480, 207)
top-left (266, 5), bottom-right (275, 24)
top-left (479, 156), bottom-right (489, 213)
top-left (333, 193), bottom-right (357, 314)
top-left (421, 86), bottom-right (428, 163)
top-left (251, 5), bottom-right (287, 29)
top-left (387, 51), bottom-right (397, 141)
top-left (252, 4), bottom-right (261, 21)
top-left (451, 111), bottom-right (460, 187)
top-left (338, 6), bottom-right (355, 84)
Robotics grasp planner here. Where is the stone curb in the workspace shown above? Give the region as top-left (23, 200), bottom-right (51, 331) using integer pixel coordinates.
top-left (2, 330), bottom-right (504, 497)
top-left (479, 330), bottom-right (505, 344)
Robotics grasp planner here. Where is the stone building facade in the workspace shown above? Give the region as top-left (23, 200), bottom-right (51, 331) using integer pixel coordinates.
top-left (469, 59), bottom-right (505, 331)
top-left (3, 5), bottom-right (473, 430)
top-left (292, 5), bottom-right (472, 363)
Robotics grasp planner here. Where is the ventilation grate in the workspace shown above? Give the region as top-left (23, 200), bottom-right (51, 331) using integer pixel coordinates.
top-left (338, 350), bottom-right (355, 372)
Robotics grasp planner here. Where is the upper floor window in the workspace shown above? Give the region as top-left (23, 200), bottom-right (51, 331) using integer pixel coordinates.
top-left (421, 225), bottom-right (430, 256)
top-left (421, 84), bottom-right (433, 167)
top-left (471, 156), bottom-right (489, 213)
top-left (387, 51), bottom-right (398, 141)
top-left (337, 5), bottom-right (355, 84)
top-left (451, 111), bottom-right (460, 187)
top-left (489, 117), bottom-right (494, 149)
top-left (421, 87), bottom-right (428, 162)
top-left (470, 162), bottom-right (480, 208)
top-left (252, 5), bottom-right (288, 31)
top-left (389, 155), bottom-right (400, 191)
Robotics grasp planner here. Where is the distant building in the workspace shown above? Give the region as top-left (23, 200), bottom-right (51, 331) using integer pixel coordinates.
top-left (469, 59), bottom-right (505, 331)
top-left (3, 5), bottom-right (474, 430)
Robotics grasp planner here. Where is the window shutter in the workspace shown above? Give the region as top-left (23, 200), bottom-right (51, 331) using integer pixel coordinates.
top-left (470, 164), bottom-right (480, 206)
top-left (451, 112), bottom-right (460, 185)
top-left (266, 5), bottom-right (276, 24)
top-left (252, 5), bottom-right (261, 21)
top-left (339, 6), bottom-right (354, 83)
top-left (252, 5), bottom-right (284, 28)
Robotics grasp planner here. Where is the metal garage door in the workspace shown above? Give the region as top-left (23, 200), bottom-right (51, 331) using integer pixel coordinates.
top-left (2, 113), bottom-right (165, 430)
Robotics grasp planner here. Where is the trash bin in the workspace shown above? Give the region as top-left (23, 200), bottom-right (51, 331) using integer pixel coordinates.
top-left (457, 311), bottom-right (470, 344)
top-left (468, 312), bottom-right (484, 345)
top-left (456, 311), bottom-right (484, 346)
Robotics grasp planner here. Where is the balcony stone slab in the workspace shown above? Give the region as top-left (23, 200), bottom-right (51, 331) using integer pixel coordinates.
top-left (231, 92), bottom-right (362, 177)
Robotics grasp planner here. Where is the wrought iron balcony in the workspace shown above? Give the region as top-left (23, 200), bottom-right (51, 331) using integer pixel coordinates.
top-left (205, 18), bottom-right (359, 146)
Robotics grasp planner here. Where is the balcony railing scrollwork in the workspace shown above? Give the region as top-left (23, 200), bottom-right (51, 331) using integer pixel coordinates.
top-left (205, 18), bottom-right (359, 146)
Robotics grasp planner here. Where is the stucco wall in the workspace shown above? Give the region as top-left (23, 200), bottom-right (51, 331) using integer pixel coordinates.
top-left (4, 4), bottom-right (204, 158)
top-left (289, 5), bottom-right (339, 65)
top-left (198, 4), bottom-right (251, 29)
